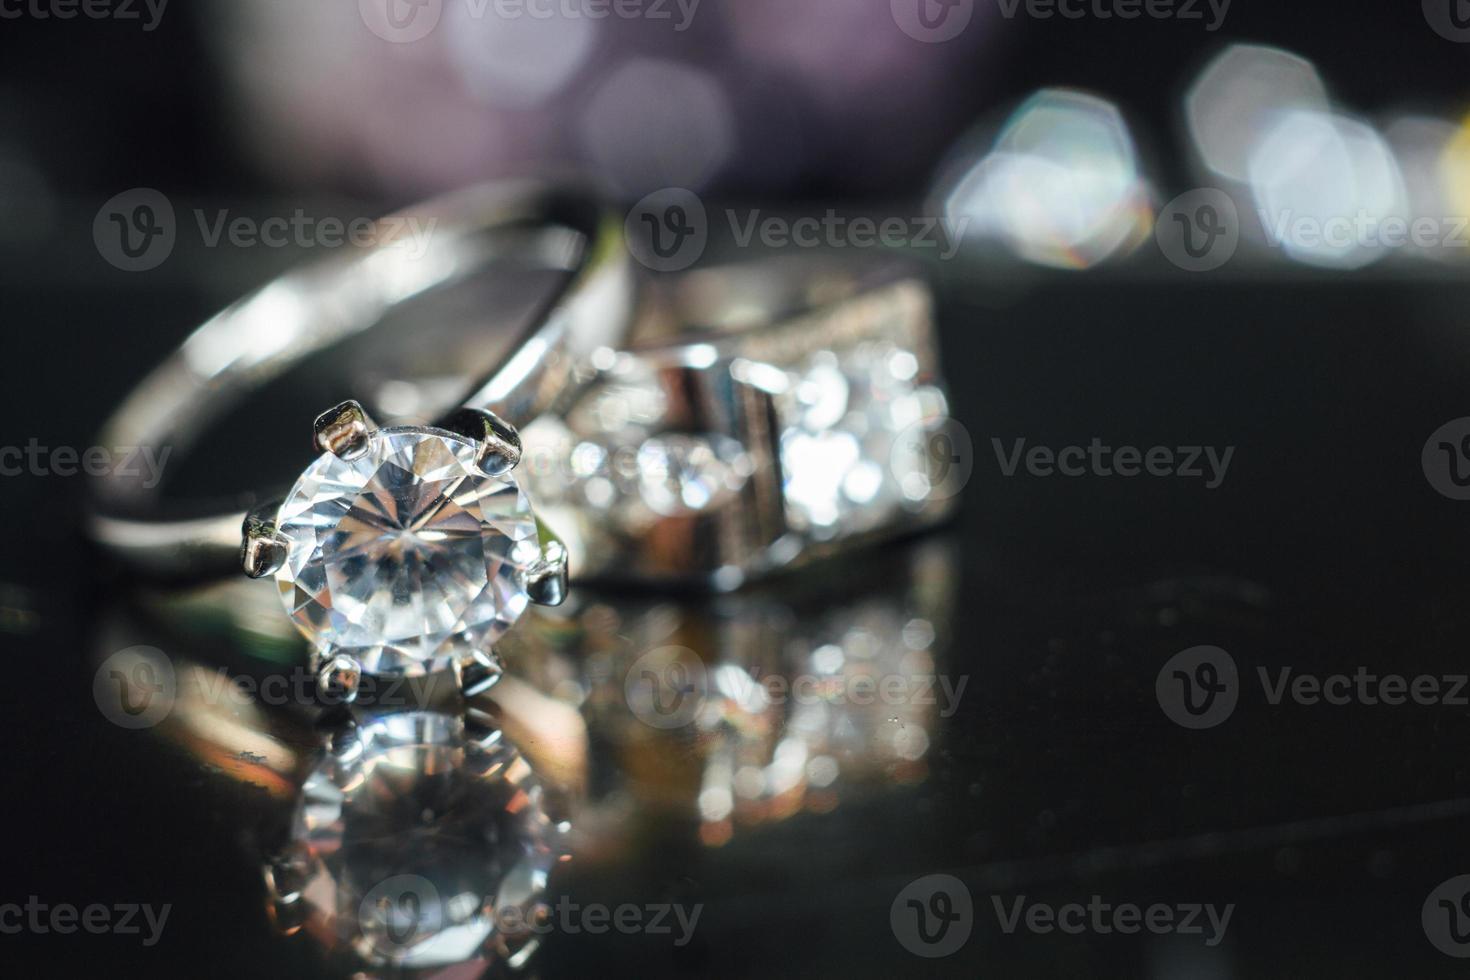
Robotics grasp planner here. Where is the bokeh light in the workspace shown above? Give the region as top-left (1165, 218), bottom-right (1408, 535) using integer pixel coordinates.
top-left (1186, 44), bottom-right (1330, 183)
top-left (1247, 109), bottom-right (1407, 269)
top-left (943, 88), bottom-right (1153, 270)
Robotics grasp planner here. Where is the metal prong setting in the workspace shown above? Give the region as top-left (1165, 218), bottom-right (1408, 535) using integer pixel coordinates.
top-left (262, 850), bottom-right (312, 936)
top-left (464, 707), bottom-right (505, 748)
top-left (456, 651), bottom-right (505, 698)
top-left (525, 535), bottom-right (569, 607)
top-left (312, 400), bottom-right (376, 459)
top-left (241, 500), bottom-right (288, 579)
top-left (316, 654), bottom-right (363, 705)
top-left (440, 407), bottom-right (522, 476)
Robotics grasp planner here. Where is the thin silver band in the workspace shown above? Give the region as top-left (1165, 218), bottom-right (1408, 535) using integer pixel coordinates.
top-left (89, 182), bottom-right (635, 579)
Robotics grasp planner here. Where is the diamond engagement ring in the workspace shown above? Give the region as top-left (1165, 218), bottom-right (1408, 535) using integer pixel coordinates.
top-left (89, 182), bottom-right (636, 701)
top-left (88, 186), bottom-right (958, 700)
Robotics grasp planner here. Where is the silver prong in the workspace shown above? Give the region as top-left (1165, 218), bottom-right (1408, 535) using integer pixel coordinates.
top-left (464, 706), bottom-right (504, 748)
top-left (312, 400), bottom-right (376, 459)
top-left (262, 849), bottom-right (312, 936)
top-left (456, 651), bottom-right (504, 698)
top-left (439, 407), bottom-right (522, 475)
top-left (316, 654), bottom-right (363, 705)
top-left (525, 535), bottom-right (568, 607)
top-left (241, 500), bottom-right (287, 579)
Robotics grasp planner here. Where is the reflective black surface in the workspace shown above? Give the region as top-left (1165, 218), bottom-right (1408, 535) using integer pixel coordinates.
top-left (6, 255), bottom-right (1470, 977)
top-left (7, 4), bottom-right (1470, 977)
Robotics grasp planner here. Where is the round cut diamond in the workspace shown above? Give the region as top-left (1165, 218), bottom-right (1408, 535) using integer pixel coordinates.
top-left (277, 713), bottom-right (565, 971)
top-left (274, 427), bottom-right (541, 676)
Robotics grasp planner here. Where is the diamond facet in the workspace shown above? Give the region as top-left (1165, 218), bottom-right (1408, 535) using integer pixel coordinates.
top-left (274, 427), bottom-right (541, 677)
top-left (778, 342), bottom-right (949, 538)
top-left (274, 712), bottom-right (565, 972)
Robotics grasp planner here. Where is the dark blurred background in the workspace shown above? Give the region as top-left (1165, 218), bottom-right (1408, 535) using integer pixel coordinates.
top-left (5, 2), bottom-right (1470, 978)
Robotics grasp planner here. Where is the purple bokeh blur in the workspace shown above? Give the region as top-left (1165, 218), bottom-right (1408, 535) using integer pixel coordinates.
top-left (211, 0), bottom-right (992, 201)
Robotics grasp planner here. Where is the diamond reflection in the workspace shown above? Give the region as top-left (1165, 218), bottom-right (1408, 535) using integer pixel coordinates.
top-left (498, 537), bottom-right (959, 850)
top-left (95, 530), bottom-right (957, 973)
top-left (265, 712), bottom-right (569, 977)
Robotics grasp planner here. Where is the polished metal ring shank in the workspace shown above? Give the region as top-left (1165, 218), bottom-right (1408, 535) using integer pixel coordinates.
top-left (88, 182), bottom-right (635, 581)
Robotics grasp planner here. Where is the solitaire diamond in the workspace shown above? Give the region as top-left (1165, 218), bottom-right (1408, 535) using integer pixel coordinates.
top-left (268, 712), bottom-right (565, 971)
top-left (274, 427), bottom-right (542, 677)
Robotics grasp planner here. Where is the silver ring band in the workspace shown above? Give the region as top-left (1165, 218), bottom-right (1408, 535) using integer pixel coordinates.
top-left (88, 181), bottom-right (635, 580)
